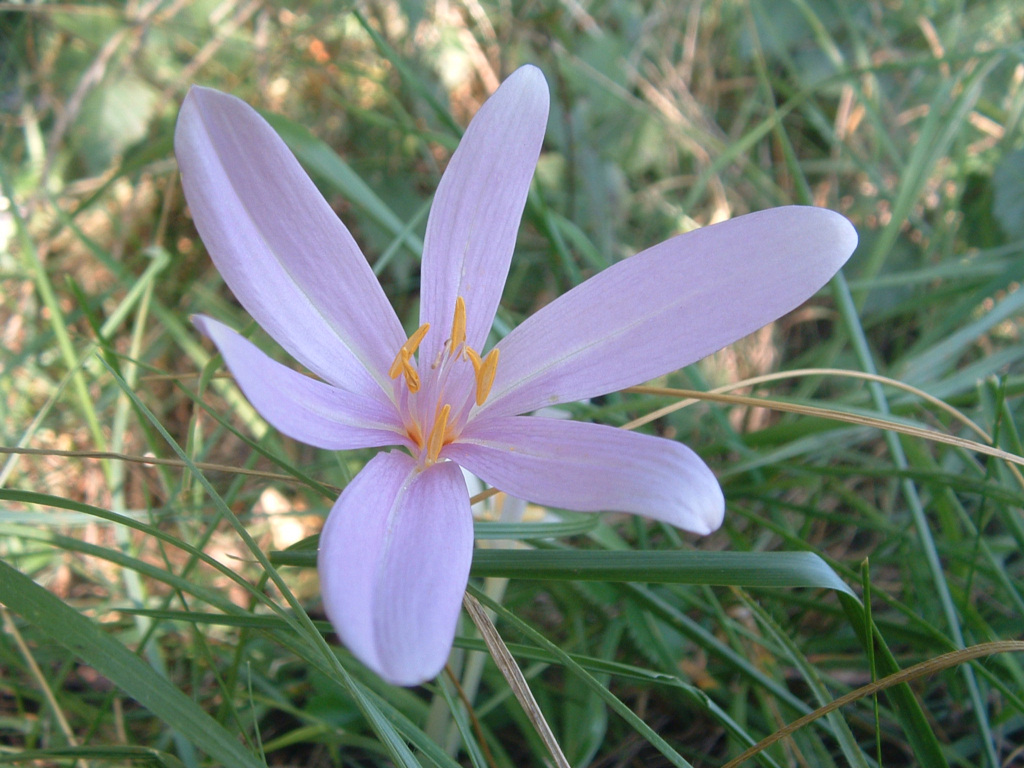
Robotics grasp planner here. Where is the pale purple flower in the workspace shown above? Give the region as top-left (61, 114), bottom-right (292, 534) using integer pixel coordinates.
top-left (174, 65), bottom-right (857, 686)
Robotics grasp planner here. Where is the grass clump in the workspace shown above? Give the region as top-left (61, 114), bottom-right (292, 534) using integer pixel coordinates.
top-left (2, 1), bottom-right (1023, 766)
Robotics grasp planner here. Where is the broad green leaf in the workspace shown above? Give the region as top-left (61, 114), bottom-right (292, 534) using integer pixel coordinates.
top-left (470, 549), bottom-right (856, 593)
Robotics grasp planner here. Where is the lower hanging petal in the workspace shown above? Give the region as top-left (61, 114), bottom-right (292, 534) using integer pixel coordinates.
top-left (195, 316), bottom-right (407, 451)
top-left (318, 452), bottom-right (474, 686)
top-left (446, 416), bottom-right (724, 535)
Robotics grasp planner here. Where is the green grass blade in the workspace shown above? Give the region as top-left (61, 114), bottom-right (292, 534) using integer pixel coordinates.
top-left (273, 547), bottom-right (856, 595)
top-left (834, 271), bottom-right (990, 766)
top-left (0, 747), bottom-right (186, 767)
top-left (0, 558), bottom-right (266, 768)
top-left (471, 549), bottom-right (856, 592)
top-left (263, 111), bottom-right (424, 259)
top-left (468, 584), bottom-right (695, 768)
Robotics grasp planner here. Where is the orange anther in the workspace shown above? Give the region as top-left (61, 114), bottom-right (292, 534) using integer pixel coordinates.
top-left (451, 297), bottom-right (467, 351)
top-left (388, 348), bottom-right (406, 380)
top-left (475, 348), bottom-right (499, 406)
top-left (405, 322), bottom-right (430, 355)
top-left (389, 323), bottom-right (430, 385)
top-left (426, 404), bottom-right (451, 464)
top-left (402, 354), bottom-right (421, 393)
top-left (465, 347), bottom-right (499, 406)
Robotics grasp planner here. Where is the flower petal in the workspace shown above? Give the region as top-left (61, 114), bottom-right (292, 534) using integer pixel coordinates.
top-left (195, 316), bottom-right (407, 451)
top-left (480, 207), bottom-right (858, 418)
top-left (175, 86), bottom-right (406, 396)
top-left (446, 416), bottom-right (724, 535)
top-left (318, 452), bottom-right (474, 686)
top-left (418, 65), bottom-right (549, 362)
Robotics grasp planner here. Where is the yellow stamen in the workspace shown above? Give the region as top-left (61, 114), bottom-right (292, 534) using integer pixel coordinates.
top-left (465, 347), bottom-right (500, 406)
top-left (388, 323), bottom-right (430, 382)
top-left (401, 352), bottom-right (421, 392)
top-left (426, 404), bottom-right (451, 464)
top-left (387, 354), bottom-right (404, 380)
top-left (476, 349), bottom-right (499, 405)
top-left (405, 322), bottom-right (431, 354)
top-left (451, 296), bottom-right (467, 351)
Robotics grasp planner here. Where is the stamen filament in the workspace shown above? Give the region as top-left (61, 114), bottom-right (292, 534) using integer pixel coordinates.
top-left (426, 404), bottom-right (451, 464)
top-left (408, 422), bottom-right (423, 449)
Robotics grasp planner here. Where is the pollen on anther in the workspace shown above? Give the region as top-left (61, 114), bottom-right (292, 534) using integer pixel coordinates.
top-left (465, 347), bottom-right (499, 406)
top-left (389, 323), bottom-right (430, 383)
top-left (402, 355), bottom-right (421, 392)
top-left (387, 349), bottom-right (406, 380)
top-left (426, 404), bottom-right (451, 464)
top-left (389, 348), bottom-right (420, 391)
top-left (451, 297), bottom-right (467, 350)
top-left (476, 349), bottom-right (499, 405)
top-left (405, 322), bottom-right (430, 355)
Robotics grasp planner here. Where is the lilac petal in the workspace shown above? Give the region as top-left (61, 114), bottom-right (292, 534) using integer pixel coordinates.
top-left (175, 87), bottom-right (406, 396)
top-left (195, 316), bottom-right (407, 451)
top-left (480, 207), bottom-right (858, 419)
top-left (446, 416), bottom-right (724, 535)
top-left (418, 65), bottom-right (549, 362)
top-left (318, 452), bottom-right (473, 686)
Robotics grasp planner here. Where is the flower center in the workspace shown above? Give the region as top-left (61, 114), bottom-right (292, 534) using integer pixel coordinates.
top-left (388, 297), bottom-right (498, 465)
